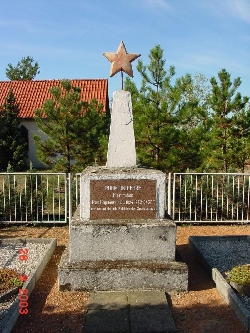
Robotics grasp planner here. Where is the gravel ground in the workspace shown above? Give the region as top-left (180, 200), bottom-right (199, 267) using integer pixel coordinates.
top-left (195, 238), bottom-right (250, 273)
top-left (0, 242), bottom-right (51, 325)
top-left (0, 242), bottom-right (51, 277)
top-left (193, 237), bottom-right (250, 315)
top-left (0, 223), bottom-right (249, 333)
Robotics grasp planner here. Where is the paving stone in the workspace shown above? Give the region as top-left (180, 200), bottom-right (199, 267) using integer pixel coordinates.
top-left (128, 291), bottom-right (169, 309)
top-left (129, 291), bottom-right (176, 333)
top-left (88, 291), bottom-right (128, 310)
top-left (84, 309), bottom-right (130, 333)
top-left (130, 308), bottom-right (176, 333)
top-left (84, 291), bottom-right (177, 333)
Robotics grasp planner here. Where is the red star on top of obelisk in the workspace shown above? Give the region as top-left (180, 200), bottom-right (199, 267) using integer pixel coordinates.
top-left (103, 41), bottom-right (141, 78)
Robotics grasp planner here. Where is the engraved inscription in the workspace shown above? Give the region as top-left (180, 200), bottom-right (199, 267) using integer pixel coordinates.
top-left (90, 179), bottom-right (156, 219)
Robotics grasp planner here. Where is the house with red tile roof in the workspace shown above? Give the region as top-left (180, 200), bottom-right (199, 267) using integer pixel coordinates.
top-left (0, 79), bottom-right (109, 168)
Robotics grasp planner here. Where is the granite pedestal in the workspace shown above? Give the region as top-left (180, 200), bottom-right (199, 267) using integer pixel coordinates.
top-left (58, 167), bottom-right (188, 292)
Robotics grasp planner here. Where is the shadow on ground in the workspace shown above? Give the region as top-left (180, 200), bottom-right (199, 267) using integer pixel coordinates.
top-left (176, 244), bottom-right (215, 291)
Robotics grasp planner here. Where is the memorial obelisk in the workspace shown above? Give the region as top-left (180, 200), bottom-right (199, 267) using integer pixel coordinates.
top-left (58, 42), bottom-right (188, 292)
top-left (103, 41), bottom-right (140, 167)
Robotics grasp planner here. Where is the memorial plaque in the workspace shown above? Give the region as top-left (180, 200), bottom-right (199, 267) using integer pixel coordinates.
top-left (90, 179), bottom-right (156, 219)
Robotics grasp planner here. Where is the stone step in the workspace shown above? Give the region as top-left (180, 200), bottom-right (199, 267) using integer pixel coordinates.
top-left (84, 290), bottom-right (178, 333)
top-left (58, 250), bottom-right (188, 292)
top-left (69, 218), bottom-right (176, 262)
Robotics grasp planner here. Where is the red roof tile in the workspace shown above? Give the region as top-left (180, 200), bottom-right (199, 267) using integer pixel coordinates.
top-left (0, 79), bottom-right (109, 118)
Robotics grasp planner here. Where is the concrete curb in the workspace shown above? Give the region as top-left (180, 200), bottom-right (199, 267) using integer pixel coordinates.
top-left (212, 268), bottom-right (250, 332)
top-left (0, 287), bottom-right (19, 303)
top-left (0, 238), bottom-right (57, 333)
top-left (189, 235), bottom-right (250, 333)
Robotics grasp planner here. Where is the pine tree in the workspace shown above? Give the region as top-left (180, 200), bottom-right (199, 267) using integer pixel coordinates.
top-left (0, 89), bottom-right (28, 171)
top-left (228, 105), bottom-right (250, 172)
top-left (205, 69), bottom-right (249, 172)
top-left (6, 56), bottom-right (40, 81)
top-left (33, 80), bottom-right (109, 173)
top-left (124, 45), bottom-right (206, 172)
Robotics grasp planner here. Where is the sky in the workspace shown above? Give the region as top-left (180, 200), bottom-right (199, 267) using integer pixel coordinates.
top-left (0, 0), bottom-right (249, 99)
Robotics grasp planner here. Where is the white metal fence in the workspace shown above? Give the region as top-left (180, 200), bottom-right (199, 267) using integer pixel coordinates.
top-left (169, 173), bottom-right (250, 223)
top-left (0, 172), bottom-right (249, 224)
top-left (0, 172), bottom-right (71, 224)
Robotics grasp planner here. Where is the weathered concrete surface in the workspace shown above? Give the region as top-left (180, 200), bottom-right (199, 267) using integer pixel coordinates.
top-left (84, 290), bottom-right (177, 333)
top-left (0, 238), bottom-right (56, 333)
top-left (58, 249), bottom-right (188, 292)
top-left (80, 167), bottom-right (166, 219)
top-left (69, 216), bottom-right (176, 262)
top-left (189, 235), bottom-right (250, 333)
top-left (106, 90), bottom-right (136, 167)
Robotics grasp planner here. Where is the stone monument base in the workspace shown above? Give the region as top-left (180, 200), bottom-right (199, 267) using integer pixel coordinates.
top-left (68, 209), bottom-right (176, 262)
top-left (58, 207), bottom-right (188, 292)
top-left (58, 251), bottom-right (187, 291)
top-left (58, 166), bottom-right (188, 292)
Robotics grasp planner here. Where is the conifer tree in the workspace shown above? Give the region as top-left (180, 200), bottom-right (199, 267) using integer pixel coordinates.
top-left (205, 69), bottom-right (249, 171)
top-left (228, 105), bottom-right (250, 172)
top-left (6, 56), bottom-right (40, 81)
top-left (125, 45), bottom-right (206, 172)
top-left (34, 80), bottom-right (109, 173)
top-left (0, 89), bottom-right (28, 171)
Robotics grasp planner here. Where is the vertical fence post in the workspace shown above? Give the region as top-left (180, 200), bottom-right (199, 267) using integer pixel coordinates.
top-left (168, 172), bottom-right (172, 217)
top-left (67, 173), bottom-right (72, 225)
top-left (172, 173), bottom-right (176, 221)
top-left (248, 175), bottom-right (250, 222)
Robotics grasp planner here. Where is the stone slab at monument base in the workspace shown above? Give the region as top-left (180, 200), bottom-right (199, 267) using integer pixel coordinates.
top-left (69, 209), bottom-right (176, 262)
top-left (58, 209), bottom-right (188, 292)
top-left (58, 249), bottom-right (188, 292)
top-left (58, 166), bottom-right (188, 293)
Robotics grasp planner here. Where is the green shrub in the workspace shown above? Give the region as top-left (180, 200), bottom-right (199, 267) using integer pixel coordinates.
top-left (226, 264), bottom-right (250, 287)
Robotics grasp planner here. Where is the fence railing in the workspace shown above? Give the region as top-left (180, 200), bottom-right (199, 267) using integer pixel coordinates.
top-left (169, 173), bottom-right (250, 223)
top-left (0, 172), bottom-right (69, 224)
top-left (1, 172), bottom-right (250, 224)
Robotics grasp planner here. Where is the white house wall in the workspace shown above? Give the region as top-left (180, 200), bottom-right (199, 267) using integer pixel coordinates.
top-left (21, 120), bottom-right (47, 169)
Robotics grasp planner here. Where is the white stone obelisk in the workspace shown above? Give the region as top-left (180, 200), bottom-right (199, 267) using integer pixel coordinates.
top-left (106, 90), bottom-right (136, 167)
